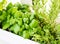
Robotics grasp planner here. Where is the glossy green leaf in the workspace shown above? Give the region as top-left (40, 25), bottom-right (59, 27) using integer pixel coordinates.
top-left (17, 18), bottom-right (22, 26)
top-left (6, 3), bottom-right (13, 10)
top-left (2, 22), bottom-right (10, 29)
top-left (23, 30), bottom-right (30, 39)
top-left (14, 11), bottom-right (22, 18)
top-left (24, 24), bottom-right (29, 29)
top-left (30, 19), bottom-right (38, 28)
top-left (23, 18), bottom-right (29, 23)
top-left (10, 24), bottom-right (20, 34)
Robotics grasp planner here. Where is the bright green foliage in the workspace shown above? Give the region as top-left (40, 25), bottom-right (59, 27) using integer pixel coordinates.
top-left (0, 11), bottom-right (7, 22)
top-left (0, 2), bottom-right (40, 39)
top-left (30, 19), bottom-right (39, 28)
top-left (2, 22), bottom-right (10, 29)
top-left (10, 24), bottom-right (20, 34)
top-left (23, 30), bottom-right (30, 39)
top-left (32, 0), bottom-right (60, 44)
top-left (0, 0), bottom-right (7, 11)
top-left (0, 0), bottom-right (60, 44)
top-left (6, 2), bottom-right (13, 10)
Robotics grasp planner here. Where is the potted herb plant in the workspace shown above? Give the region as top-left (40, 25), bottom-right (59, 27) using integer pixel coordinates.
top-left (0, 0), bottom-right (60, 44)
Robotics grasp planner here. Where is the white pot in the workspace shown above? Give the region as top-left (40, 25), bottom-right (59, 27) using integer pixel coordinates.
top-left (0, 29), bottom-right (39, 44)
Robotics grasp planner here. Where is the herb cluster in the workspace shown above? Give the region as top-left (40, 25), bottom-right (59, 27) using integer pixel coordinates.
top-left (0, 0), bottom-right (60, 44)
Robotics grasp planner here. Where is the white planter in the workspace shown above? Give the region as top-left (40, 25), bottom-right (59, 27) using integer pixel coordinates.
top-left (0, 29), bottom-right (39, 44)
